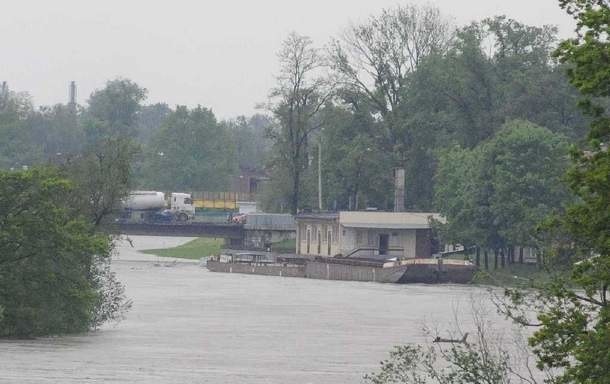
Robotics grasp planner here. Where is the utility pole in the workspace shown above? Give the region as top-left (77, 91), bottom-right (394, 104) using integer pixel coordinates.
top-left (318, 140), bottom-right (323, 211)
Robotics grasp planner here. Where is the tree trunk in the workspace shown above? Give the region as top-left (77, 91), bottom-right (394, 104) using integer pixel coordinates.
top-left (519, 246), bottom-right (524, 264)
top-left (494, 248), bottom-right (498, 270)
top-left (500, 248), bottom-right (505, 268)
top-left (291, 168), bottom-right (300, 215)
top-left (484, 249), bottom-right (489, 270)
top-left (475, 246), bottom-right (480, 267)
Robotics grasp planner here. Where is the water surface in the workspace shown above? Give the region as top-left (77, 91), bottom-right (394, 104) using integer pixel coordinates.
top-left (0, 236), bottom-right (507, 384)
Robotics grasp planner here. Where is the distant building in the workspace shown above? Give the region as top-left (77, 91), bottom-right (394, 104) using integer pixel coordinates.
top-left (231, 167), bottom-right (269, 200)
top-left (295, 211), bottom-right (442, 260)
top-left (243, 213), bottom-right (296, 250)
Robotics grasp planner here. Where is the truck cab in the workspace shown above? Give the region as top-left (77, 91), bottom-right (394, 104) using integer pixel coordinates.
top-left (170, 193), bottom-right (196, 222)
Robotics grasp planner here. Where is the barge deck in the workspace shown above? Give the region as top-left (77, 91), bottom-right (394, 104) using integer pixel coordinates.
top-left (205, 253), bottom-right (476, 284)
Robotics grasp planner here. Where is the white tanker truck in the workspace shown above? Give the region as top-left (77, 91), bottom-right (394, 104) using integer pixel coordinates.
top-left (120, 191), bottom-right (196, 223)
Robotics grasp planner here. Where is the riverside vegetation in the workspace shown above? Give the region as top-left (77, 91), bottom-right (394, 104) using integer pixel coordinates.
top-left (366, 1), bottom-right (610, 383)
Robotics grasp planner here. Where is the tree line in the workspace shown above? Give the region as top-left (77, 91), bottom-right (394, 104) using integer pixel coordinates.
top-left (262, 8), bottom-right (587, 219)
top-left (0, 81), bottom-right (273, 192)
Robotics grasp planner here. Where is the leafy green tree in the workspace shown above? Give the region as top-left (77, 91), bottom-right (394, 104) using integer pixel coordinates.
top-left (434, 144), bottom-right (486, 247)
top-left (141, 105), bottom-right (235, 191)
top-left (319, 104), bottom-right (393, 210)
top-left (265, 32), bottom-right (329, 214)
top-left (408, 17), bottom-right (584, 148)
top-left (135, 103), bottom-right (172, 144)
top-left (224, 114), bottom-right (272, 172)
top-left (66, 79), bottom-right (146, 227)
top-left (329, 4), bottom-right (451, 209)
top-left (400, 16), bottom-right (584, 209)
top-left (487, 121), bottom-right (571, 248)
top-left (435, 120), bottom-right (570, 256)
top-left (0, 88), bottom-right (41, 169)
top-left (330, 4), bottom-right (451, 151)
top-left (0, 168), bottom-right (127, 337)
top-left (28, 104), bottom-right (84, 159)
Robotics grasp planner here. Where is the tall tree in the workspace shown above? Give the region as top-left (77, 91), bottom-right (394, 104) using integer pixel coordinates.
top-left (487, 121), bottom-right (571, 248)
top-left (329, 4), bottom-right (451, 209)
top-left (435, 120), bottom-right (571, 252)
top-left (0, 88), bottom-right (41, 169)
top-left (224, 114), bottom-right (272, 172)
top-left (135, 103), bottom-right (172, 144)
top-left (66, 79), bottom-right (146, 227)
top-left (142, 105), bottom-right (235, 191)
top-left (330, 4), bottom-right (451, 147)
top-left (266, 32), bottom-right (329, 214)
top-left (319, 104), bottom-right (393, 210)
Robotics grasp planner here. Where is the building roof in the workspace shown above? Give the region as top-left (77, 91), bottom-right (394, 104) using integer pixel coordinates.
top-left (296, 212), bottom-right (339, 221)
top-left (244, 213), bottom-right (296, 230)
top-left (339, 211), bottom-right (443, 230)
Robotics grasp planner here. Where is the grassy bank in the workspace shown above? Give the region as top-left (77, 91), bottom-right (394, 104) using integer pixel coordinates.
top-left (271, 238), bottom-right (296, 253)
top-left (472, 263), bottom-right (564, 287)
top-left (141, 238), bottom-right (224, 260)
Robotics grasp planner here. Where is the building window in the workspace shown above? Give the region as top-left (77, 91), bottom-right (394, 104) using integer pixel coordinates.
top-left (317, 230), bottom-right (322, 254)
top-left (306, 229), bottom-right (311, 254)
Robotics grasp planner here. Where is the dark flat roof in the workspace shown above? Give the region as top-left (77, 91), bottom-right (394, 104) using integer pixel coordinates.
top-left (295, 212), bottom-right (339, 221)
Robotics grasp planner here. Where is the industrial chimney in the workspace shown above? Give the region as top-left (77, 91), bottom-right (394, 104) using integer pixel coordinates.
top-left (68, 81), bottom-right (77, 106)
top-left (394, 168), bottom-right (405, 212)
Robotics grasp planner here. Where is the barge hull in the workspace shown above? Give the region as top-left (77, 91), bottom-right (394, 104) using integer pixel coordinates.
top-left (206, 260), bottom-right (305, 278)
top-left (305, 261), bottom-right (407, 283)
top-left (206, 259), bottom-right (476, 284)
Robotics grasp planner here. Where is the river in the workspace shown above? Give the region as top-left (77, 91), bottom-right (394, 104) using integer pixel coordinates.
top-left (0, 236), bottom-right (516, 384)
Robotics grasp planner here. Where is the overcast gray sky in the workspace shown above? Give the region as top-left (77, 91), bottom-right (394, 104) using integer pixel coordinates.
top-left (2, 0), bottom-right (575, 118)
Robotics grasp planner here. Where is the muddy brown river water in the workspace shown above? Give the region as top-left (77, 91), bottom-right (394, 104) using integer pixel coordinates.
top-left (0, 236), bottom-right (514, 384)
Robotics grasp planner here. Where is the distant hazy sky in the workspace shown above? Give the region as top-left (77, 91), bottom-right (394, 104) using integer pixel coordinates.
top-left (2, 0), bottom-right (574, 118)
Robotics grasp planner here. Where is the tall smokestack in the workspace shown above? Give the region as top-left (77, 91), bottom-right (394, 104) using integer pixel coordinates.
top-left (0, 82), bottom-right (8, 108)
top-left (68, 81), bottom-right (77, 106)
top-left (394, 168), bottom-right (405, 212)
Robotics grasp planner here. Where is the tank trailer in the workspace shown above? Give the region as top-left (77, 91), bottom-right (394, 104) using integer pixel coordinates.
top-left (120, 191), bottom-right (196, 224)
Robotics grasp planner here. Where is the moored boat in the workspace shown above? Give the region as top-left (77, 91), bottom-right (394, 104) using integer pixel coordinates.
top-left (205, 251), bottom-right (476, 284)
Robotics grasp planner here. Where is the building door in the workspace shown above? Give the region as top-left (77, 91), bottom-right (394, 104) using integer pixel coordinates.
top-left (306, 229), bottom-right (311, 254)
top-left (379, 234), bottom-right (389, 255)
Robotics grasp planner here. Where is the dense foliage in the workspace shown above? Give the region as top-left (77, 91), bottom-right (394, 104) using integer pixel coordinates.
top-left (139, 105), bottom-right (235, 191)
top-left (261, 9), bottom-right (585, 213)
top-left (435, 120), bottom-right (571, 251)
top-left (0, 169), bottom-right (127, 337)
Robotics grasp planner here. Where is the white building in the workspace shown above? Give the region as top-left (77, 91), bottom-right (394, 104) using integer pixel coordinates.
top-left (295, 211), bottom-right (442, 259)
